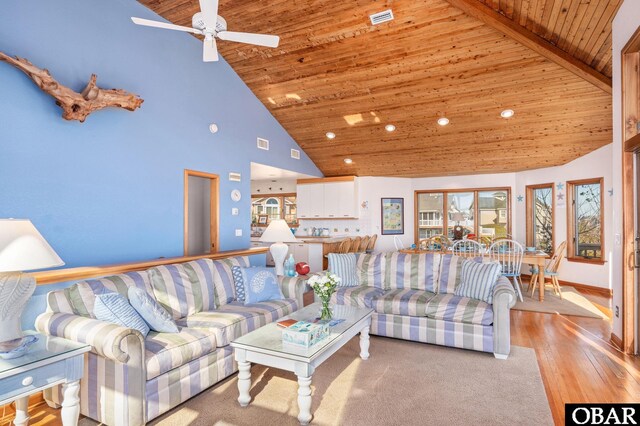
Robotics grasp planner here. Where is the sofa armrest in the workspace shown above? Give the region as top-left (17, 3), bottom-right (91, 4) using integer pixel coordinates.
top-left (35, 312), bottom-right (145, 364)
top-left (278, 275), bottom-right (308, 307)
top-left (492, 276), bottom-right (516, 359)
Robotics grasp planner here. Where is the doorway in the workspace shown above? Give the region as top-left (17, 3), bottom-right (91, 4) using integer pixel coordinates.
top-left (184, 169), bottom-right (219, 256)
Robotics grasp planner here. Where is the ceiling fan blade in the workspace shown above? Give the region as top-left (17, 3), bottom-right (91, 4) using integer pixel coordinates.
top-left (131, 17), bottom-right (202, 34)
top-left (203, 37), bottom-right (219, 62)
top-left (199, 0), bottom-right (219, 28)
top-left (217, 31), bottom-right (280, 48)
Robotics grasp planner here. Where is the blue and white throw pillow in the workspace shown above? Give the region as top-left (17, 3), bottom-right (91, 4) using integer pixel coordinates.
top-left (94, 292), bottom-right (150, 337)
top-left (328, 253), bottom-right (359, 287)
top-left (454, 260), bottom-right (502, 304)
top-left (128, 287), bottom-right (179, 333)
top-left (231, 266), bottom-right (246, 302)
top-left (240, 267), bottom-right (283, 305)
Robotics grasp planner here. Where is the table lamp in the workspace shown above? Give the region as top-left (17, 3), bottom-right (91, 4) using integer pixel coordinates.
top-left (259, 219), bottom-right (297, 276)
top-left (0, 219), bottom-right (64, 350)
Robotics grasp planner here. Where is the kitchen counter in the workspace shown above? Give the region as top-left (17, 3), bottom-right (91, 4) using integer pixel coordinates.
top-left (250, 236), bottom-right (350, 244)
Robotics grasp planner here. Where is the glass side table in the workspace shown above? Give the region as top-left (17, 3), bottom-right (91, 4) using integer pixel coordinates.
top-left (0, 331), bottom-right (90, 426)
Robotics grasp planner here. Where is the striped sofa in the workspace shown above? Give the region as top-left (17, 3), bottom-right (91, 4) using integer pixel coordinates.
top-left (330, 252), bottom-right (516, 359)
top-left (35, 256), bottom-right (306, 425)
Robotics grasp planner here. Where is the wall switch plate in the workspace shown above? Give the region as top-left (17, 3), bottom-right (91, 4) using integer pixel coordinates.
top-left (232, 208), bottom-right (239, 216)
top-left (235, 229), bottom-right (242, 237)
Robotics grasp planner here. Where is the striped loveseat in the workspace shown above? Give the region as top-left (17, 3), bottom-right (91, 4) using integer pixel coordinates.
top-left (35, 256), bottom-right (306, 425)
top-left (330, 252), bottom-right (516, 359)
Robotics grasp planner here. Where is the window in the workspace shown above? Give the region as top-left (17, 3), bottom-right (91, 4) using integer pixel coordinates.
top-left (567, 178), bottom-right (604, 263)
top-left (251, 194), bottom-right (297, 226)
top-left (415, 188), bottom-right (510, 243)
top-left (526, 184), bottom-right (554, 254)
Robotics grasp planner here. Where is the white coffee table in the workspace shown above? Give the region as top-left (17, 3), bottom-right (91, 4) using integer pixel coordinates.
top-left (231, 303), bottom-right (373, 425)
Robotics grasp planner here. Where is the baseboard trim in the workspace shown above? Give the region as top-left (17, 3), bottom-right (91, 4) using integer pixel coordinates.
top-left (520, 274), bottom-right (612, 298)
top-left (611, 332), bottom-right (623, 350)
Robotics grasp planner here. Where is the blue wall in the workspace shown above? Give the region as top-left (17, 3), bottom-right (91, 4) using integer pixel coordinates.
top-left (0, 0), bottom-right (321, 327)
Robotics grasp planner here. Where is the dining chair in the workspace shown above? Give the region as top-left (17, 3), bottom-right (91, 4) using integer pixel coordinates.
top-left (349, 236), bottom-right (362, 253)
top-left (393, 235), bottom-right (405, 251)
top-left (452, 239), bottom-right (484, 256)
top-left (337, 238), bottom-right (351, 253)
top-left (358, 235), bottom-right (370, 252)
top-left (529, 241), bottom-right (567, 300)
top-left (367, 234), bottom-right (378, 253)
top-left (488, 239), bottom-right (524, 302)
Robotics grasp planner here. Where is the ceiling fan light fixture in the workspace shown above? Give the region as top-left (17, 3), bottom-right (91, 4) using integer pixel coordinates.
top-left (344, 158), bottom-right (353, 164)
top-left (385, 124), bottom-right (396, 132)
top-left (501, 109), bottom-right (515, 118)
top-left (437, 117), bottom-right (450, 126)
top-left (326, 132), bottom-right (336, 139)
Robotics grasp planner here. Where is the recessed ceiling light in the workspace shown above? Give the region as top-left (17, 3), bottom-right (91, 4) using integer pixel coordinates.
top-left (437, 117), bottom-right (450, 126)
top-left (344, 158), bottom-right (353, 164)
top-left (326, 132), bottom-right (336, 139)
top-left (385, 124), bottom-right (396, 132)
top-left (501, 109), bottom-right (515, 118)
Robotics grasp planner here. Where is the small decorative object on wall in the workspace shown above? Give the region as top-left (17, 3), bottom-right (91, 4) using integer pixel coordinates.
top-left (556, 182), bottom-right (565, 191)
top-left (0, 51), bottom-right (143, 122)
top-left (381, 197), bottom-right (404, 235)
top-left (608, 188), bottom-right (614, 196)
top-left (517, 195), bottom-right (524, 202)
top-left (556, 191), bottom-right (566, 208)
top-left (258, 215), bottom-right (268, 225)
top-left (361, 200), bottom-right (369, 209)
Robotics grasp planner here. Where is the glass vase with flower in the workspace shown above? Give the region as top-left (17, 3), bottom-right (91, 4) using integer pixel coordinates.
top-left (307, 272), bottom-right (341, 321)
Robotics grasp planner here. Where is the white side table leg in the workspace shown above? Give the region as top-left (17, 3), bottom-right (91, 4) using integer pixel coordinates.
top-left (359, 324), bottom-right (370, 360)
top-left (297, 375), bottom-right (313, 425)
top-left (61, 380), bottom-right (81, 426)
top-left (237, 361), bottom-right (252, 407)
top-left (13, 397), bottom-right (29, 426)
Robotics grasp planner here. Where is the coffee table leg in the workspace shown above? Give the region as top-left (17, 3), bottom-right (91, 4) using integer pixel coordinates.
top-left (359, 324), bottom-right (370, 360)
top-left (61, 380), bottom-right (81, 426)
top-left (297, 375), bottom-right (313, 425)
top-left (14, 397), bottom-right (29, 426)
top-left (237, 361), bottom-right (252, 407)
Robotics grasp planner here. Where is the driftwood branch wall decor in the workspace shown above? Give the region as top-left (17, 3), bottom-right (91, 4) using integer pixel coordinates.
top-left (0, 52), bottom-right (143, 122)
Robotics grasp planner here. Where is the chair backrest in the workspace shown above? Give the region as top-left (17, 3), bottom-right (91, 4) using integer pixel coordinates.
top-left (421, 235), bottom-right (451, 253)
top-left (546, 241), bottom-right (567, 273)
top-left (479, 235), bottom-right (493, 247)
top-left (350, 236), bottom-right (362, 252)
top-left (393, 235), bottom-right (404, 251)
top-left (452, 239), bottom-right (484, 256)
top-left (367, 234), bottom-right (378, 252)
top-left (488, 239), bottom-right (524, 275)
top-left (337, 238), bottom-right (352, 253)
top-left (358, 235), bottom-right (370, 252)
top-left (493, 234), bottom-right (513, 242)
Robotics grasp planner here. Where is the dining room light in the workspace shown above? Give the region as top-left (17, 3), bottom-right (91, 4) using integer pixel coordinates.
top-left (344, 158), bottom-right (353, 164)
top-left (385, 124), bottom-right (396, 132)
top-left (500, 109), bottom-right (515, 118)
top-left (326, 132), bottom-right (336, 139)
top-left (437, 117), bottom-right (450, 126)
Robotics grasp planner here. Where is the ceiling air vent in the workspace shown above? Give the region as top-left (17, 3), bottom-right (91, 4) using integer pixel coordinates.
top-left (369, 9), bottom-right (394, 26)
top-left (291, 149), bottom-right (301, 160)
top-left (257, 137), bottom-right (269, 150)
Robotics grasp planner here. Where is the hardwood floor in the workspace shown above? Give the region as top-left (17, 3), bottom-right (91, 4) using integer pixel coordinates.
top-left (2, 290), bottom-right (638, 426)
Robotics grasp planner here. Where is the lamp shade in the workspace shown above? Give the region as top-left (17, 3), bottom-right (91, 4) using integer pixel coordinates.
top-left (0, 219), bottom-right (64, 272)
top-left (259, 219), bottom-right (297, 243)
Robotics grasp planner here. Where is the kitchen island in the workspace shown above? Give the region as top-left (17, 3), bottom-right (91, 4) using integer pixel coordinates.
top-left (250, 236), bottom-right (350, 272)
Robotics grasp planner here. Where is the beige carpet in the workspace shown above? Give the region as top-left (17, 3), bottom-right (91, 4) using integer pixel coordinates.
top-left (146, 337), bottom-right (552, 426)
top-left (513, 285), bottom-right (607, 319)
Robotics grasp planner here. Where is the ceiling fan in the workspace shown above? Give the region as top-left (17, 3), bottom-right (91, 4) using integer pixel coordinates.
top-left (131, 0), bottom-right (280, 62)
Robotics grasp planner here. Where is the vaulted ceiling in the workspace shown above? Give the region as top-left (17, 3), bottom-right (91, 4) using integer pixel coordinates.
top-left (139, 0), bottom-right (620, 177)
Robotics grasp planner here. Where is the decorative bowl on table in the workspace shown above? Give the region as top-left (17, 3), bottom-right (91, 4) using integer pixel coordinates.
top-left (0, 335), bottom-right (38, 359)
top-left (526, 247), bottom-right (537, 253)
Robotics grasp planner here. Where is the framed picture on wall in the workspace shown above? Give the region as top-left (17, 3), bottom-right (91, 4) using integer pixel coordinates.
top-left (258, 215), bottom-right (268, 225)
top-left (381, 198), bottom-right (404, 235)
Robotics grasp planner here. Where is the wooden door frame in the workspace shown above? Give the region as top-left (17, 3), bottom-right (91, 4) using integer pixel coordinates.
top-left (184, 169), bottom-right (220, 256)
top-left (621, 26), bottom-right (640, 353)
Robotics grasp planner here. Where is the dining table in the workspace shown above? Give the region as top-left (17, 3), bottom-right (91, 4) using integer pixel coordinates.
top-left (398, 248), bottom-right (550, 302)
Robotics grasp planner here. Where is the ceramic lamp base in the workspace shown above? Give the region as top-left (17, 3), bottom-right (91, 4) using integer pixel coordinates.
top-left (270, 242), bottom-right (288, 276)
top-left (0, 272), bottom-right (35, 346)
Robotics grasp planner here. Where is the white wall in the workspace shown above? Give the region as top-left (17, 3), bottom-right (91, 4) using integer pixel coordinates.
top-left (612, 1), bottom-right (640, 339)
top-left (515, 144), bottom-right (613, 289)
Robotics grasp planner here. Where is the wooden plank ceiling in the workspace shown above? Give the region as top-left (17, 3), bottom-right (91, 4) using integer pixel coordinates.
top-left (139, 0), bottom-right (619, 177)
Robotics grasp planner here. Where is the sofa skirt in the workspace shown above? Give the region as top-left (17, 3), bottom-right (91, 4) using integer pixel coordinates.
top-left (371, 313), bottom-right (494, 353)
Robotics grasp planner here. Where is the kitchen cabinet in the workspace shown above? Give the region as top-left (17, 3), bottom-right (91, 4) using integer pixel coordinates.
top-left (296, 177), bottom-right (358, 219)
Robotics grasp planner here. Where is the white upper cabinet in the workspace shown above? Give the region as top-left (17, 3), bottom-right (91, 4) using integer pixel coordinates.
top-left (296, 177), bottom-right (359, 219)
